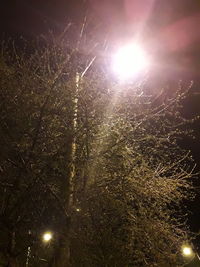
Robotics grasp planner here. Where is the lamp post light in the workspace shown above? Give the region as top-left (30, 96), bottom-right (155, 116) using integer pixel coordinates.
top-left (111, 43), bottom-right (150, 81)
top-left (182, 244), bottom-right (200, 266)
top-left (42, 231), bottom-right (53, 243)
top-left (182, 245), bottom-right (193, 257)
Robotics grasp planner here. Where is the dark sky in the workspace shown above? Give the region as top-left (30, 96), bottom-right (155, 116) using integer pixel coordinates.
top-left (1, 0), bottom-right (200, 43)
top-left (1, 0), bottom-right (200, 240)
top-left (1, 0), bottom-right (200, 77)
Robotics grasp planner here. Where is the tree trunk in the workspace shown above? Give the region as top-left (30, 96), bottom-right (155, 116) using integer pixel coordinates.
top-left (51, 135), bottom-right (75, 267)
top-left (7, 231), bottom-right (19, 267)
top-left (52, 75), bottom-right (79, 267)
top-left (50, 218), bottom-right (71, 267)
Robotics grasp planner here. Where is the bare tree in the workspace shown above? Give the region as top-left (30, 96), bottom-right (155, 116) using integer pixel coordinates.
top-left (0, 34), bottom-right (197, 266)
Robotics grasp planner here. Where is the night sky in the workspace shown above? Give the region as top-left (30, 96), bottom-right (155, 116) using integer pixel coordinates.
top-left (1, 0), bottom-right (200, 80)
top-left (1, 0), bottom-right (200, 243)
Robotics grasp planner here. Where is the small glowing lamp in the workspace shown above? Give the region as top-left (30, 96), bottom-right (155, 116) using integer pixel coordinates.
top-left (43, 231), bottom-right (53, 242)
top-left (182, 245), bottom-right (193, 257)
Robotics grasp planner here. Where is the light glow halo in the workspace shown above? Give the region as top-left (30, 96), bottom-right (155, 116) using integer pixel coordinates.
top-left (182, 245), bottom-right (193, 257)
top-left (43, 231), bottom-right (53, 242)
top-left (112, 43), bottom-right (149, 80)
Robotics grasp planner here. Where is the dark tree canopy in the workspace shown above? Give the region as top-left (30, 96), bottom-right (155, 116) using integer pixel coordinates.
top-left (0, 36), bottom-right (197, 266)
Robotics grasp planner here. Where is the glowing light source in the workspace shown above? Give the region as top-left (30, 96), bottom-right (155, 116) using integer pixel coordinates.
top-left (43, 231), bottom-right (53, 242)
top-left (112, 43), bottom-right (149, 81)
top-left (182, 245), bottom-right (193, 257)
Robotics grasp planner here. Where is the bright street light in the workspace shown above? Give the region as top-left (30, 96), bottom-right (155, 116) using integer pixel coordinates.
top-left (42, 231), bottom-right (53, 243)
top-left (112, 43), bottom-right (150, 81)
top-left (182, 245), bottom-right (193, 257)
top-left (181, 244), bottom-right (200, 264)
